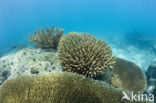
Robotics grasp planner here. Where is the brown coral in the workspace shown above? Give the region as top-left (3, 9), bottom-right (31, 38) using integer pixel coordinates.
top-left (29, 25), bottom-right (63, 49)
top-left (111, 58), bottom-right (146, 93)
top-left (58, 32), bottom-right (115, 77)
top-left (0, 72), bottom-right (144, 103)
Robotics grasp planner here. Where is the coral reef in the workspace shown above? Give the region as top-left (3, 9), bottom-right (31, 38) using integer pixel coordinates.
top-left (0, 28), bottom-right (151, 102)
top-left (58, 32), bottom-right (115, 77)
top-left (0, 47), bottom-right (62, 86)
top-left (29, 25), bottom-right (63, 49)
top-left (111, 58), bottom-right (146, 93)
top-left (0, 72), bottom-right (146, 103)
top-left (124, 30), bottom-right (156, 53)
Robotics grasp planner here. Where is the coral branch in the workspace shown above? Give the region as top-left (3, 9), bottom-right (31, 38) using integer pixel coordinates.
top-left (29, 25), bottom-right (63, 50)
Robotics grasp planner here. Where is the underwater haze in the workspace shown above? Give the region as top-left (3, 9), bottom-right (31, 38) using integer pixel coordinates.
top-left (0, 0), bottom-right (156, 70)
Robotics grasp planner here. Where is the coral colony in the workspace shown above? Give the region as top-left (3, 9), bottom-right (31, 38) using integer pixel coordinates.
top-left (112, 58), bottom-right (146, 93)
top-left (58, 32), bottom-right (115, 77)
top-left (29, 25), bottom-right (63, 49)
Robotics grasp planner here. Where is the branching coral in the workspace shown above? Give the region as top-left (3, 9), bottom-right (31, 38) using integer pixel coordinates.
top-left (111, 58), bottom-right (146, 93)
top-left (29, 25), bottom-right (63, 49)
top-left (0, 72), bottom-right (145, 103)
top-left (58, 32), bottom-right (115, 77)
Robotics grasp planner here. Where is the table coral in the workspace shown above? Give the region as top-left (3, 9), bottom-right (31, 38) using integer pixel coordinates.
top-left (0, 72), bottom-right (146, 103)
top-left (111, 58), bottom-right (146, 93)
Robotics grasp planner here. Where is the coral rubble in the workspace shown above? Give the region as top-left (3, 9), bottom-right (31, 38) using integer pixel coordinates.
top-left (58, 32), bottom-right (115, 77)
top-left (0, 47), bottom-right (62, 85)
top-left (29, 25), bottom-right (63, 49)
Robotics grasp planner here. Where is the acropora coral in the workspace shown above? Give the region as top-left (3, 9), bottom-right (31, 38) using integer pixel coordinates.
top-left (0, 72), bottom-right (145, 103)
top-left (58, 32), bottom-right (115, 77)
top-left (29, 25), bottom-right (63, 49)
top-left (111, 58), bottom-right (146, 93)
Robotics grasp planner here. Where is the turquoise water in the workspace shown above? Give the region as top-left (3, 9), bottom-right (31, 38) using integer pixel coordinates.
top-left (0, 1), bottom-right (156, 102)
top-left (0, 0), bottom-right (156, 58)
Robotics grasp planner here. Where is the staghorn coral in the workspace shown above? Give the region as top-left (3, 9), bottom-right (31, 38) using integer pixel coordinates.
top-left (0, 72), bottom-right (147, 103)
top-left (58, 32), bottom-right (115, 77)
top-left (111, 58), bottom-right (146, 93)
top-left (29, 25), bottom-right (63, 49)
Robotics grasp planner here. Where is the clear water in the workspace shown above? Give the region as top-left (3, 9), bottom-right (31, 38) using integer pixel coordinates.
top-left (0, 0), bottom-right (156, 70)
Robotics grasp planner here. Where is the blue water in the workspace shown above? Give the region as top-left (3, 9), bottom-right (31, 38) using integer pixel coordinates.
top-left (0, 0), bottom-right (156, 57)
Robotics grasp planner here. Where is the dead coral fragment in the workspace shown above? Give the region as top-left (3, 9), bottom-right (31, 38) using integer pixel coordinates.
top-left (29, 25), bottom-right (63, 49)
top-left (58, 32), bottom-right (115, 77)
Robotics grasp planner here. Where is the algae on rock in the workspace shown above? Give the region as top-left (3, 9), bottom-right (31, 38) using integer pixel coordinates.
top-left (29, 25), bottom-right (63, 49)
